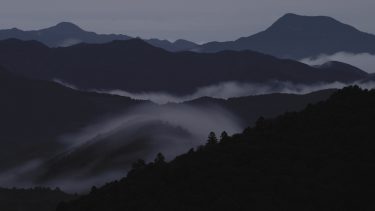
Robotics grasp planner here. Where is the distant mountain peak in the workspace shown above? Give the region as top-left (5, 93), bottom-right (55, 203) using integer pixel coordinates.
top-left (267, 13), bottom-right (356, 33)
top-left (0, 22), bottom-right (196, 51)
top-left (55, 22), bottom-right (80, 28)
top-left (276, 13), bottom-right (335, 23)
top-left (47, 22), bottom-right (84, 33)
top-left (280, 13), bottom-right (303, 19)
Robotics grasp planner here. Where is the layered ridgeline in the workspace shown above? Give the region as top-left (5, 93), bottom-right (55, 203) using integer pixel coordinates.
top-left (0, 22), bottom-right (197, 51)
top-left (0, 66), bottom-right (334, 191)
top-left (2, 14), bottom-right (375, 60)
top-left (58, 86), bottom-right (375, 211)
top-left (195, 13), bottom-right (375, 59)
top-left (0, 39), bottom-right (369, 95)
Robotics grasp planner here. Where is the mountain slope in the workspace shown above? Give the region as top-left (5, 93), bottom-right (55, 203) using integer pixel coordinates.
top-left (186, 89), bottom-right (336, 126)
top-left (0, 66), bottom-right (142, 171)
top-left (0, 39), bottom-right (368, 95)
top-left (314, 61), bottom-right (369, 79)
top-left (196, 13), bottom-right (375, 59)
top-left (146, 39), bottom-right (198, 52)
top-left (57, 86), bottom-right (375, 211)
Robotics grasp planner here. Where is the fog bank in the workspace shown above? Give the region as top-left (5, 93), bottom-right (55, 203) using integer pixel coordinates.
top-left (95, 80), bottom-right (375, 104)
top-left (300, 52), bottom-right (375, 73)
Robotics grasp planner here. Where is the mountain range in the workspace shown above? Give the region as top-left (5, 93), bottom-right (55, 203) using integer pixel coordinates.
top-left (0, 22), bottom-right (197, 51)
top-left (0, 39), bottom-right (368, 95)
top-left (1, 13), bottom-right (374, 60)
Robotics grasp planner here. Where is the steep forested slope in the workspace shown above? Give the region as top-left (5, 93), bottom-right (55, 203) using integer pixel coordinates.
top-left (58, 86), bottom-right (375, 211)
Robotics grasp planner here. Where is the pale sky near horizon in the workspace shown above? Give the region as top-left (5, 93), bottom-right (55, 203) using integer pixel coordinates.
top-left (0, 0), bottom-right (374, 43)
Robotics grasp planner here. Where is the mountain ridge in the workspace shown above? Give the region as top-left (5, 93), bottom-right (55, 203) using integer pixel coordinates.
top-left (0, 38), bottom-right (369, 95)
top-left (195, 13), bottom-right (375, 59)
top-left (0, 22), bottom-right (197, 51)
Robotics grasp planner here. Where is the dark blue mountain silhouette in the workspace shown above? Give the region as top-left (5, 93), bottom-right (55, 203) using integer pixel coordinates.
top-left (196, 13), bottom-right (375, 59)
top-left (0, 39), bottom-right (368, 95)
top-left (0, 22), bottom-right (131, 47)
top-left (0, 22), bottom-right (197, 51)
top-left (147, 38), bottom-right (198, 52)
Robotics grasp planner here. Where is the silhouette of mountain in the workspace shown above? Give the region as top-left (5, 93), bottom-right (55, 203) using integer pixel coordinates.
top-left (196, 13), bottom-right (375, 59)
top-left (0, 22), bottom-right (197, 51)
top-left (314, 61), bottom-right (369, 80)
top-left (0, 22), bottom-right (131, 47)
top-left (0, 66), bottom-right (143, 171)
top-left (186, 89), bottom-right (336, 126)
top-left (0, 187), bottom-right (75, 211)
top-left (0, 39), bottom-right (368, 95)
top-left (57, 86), bottom-right (375, 211)
top-left (146, 39), bottom-right (198, 52)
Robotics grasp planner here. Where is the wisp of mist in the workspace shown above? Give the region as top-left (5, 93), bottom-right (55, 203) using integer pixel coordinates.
top-left (93, 80), bottom-right (375, 104)
top-left (300, 52), bottom-right (375, 73)
top-left (19, 76), bottom-right (375, 192)
top-left (0, 103), bottom-right (243, 193)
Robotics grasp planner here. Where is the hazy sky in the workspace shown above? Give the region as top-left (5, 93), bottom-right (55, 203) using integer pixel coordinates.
top-left (0, 0), bottom-right (374, 42)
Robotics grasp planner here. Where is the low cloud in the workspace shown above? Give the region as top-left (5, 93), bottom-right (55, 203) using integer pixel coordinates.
top-left (95, 80), bottom-right (375, 104)
top-left (53, 79), bottom-right (78, 89)
top-left (300, 52), bottom-right (375, 73)
top-left (0, 159), bottom-right (42, 189)
top-left (0, 103), bottom-right (243, 192)
top-left (11, 78), bottom-right (375, 192)
top-left (58, 38), bottom-right (82, 47)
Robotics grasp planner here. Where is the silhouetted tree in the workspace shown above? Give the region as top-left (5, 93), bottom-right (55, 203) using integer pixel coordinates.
top-left (207, 132), bottom-right (218, 145)
top-left (154, 153), bottom-right (166, 164)
top-left (220, 131), bottom-right (229, 142)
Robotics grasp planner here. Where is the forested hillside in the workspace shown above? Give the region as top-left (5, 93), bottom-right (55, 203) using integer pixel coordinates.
top-left (58, 86), bottom-right (375, 211)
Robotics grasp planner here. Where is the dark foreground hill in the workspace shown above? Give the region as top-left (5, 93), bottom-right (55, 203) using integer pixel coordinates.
top-left (0, 187), bottom-right (75, 211)
top-left (58, 86), bottom-right (375, 211)
top-left (196, 13), bottom-right (375, 59)
top-left (0, 39), bottom-right (369, 95)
